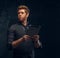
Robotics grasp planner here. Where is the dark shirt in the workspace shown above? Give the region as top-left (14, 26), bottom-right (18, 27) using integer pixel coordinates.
top-left (8, 22), bottom-right (34, 55)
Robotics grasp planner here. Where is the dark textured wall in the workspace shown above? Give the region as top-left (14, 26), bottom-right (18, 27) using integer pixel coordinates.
top-left (0, 0), bottom-right (56, 58)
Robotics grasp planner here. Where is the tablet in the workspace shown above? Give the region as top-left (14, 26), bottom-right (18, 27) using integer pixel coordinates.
top-left (26, 25), bottom-right (41, 37)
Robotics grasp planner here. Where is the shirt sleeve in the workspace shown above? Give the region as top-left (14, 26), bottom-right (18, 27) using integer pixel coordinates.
top-left (8, 25), bottom-right (15, 50)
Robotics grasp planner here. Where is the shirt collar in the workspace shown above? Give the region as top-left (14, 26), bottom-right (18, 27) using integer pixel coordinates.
top-left (17, 20), bottom-right (31, 27)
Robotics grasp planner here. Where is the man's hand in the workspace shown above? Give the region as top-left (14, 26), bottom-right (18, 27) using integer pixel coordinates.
top-left (32, 35), bottom-right (42, 48)
top-left (32, 35), bottom-right (40, 41)
top-left (22, 35), bottom-right (31, 41)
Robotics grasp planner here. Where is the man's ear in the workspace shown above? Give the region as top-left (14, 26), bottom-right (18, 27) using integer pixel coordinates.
top-left (26, 13), bottom-right (29, 18)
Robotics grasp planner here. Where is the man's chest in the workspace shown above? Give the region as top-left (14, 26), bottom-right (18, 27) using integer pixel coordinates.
top-left (14, 25), bottom-right (29, 39)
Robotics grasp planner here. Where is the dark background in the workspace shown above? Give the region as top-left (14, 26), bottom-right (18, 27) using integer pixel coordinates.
top-left (0, 0), bottom-right (56, 58)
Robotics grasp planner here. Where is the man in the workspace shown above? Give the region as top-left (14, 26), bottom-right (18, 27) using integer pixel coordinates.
top-left (8, 5), bottom-right (41, 58)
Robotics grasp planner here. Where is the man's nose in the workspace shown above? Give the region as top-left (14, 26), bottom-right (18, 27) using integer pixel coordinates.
top-left (19, 13), bottom-right (21, 16)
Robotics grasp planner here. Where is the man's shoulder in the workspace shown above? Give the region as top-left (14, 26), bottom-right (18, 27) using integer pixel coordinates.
top-left (9, 23), bottom-right (22, 29)
top-left (10, 24), bottom-right (17, 28)
top-left (9, 24), bottom-right (18, 30)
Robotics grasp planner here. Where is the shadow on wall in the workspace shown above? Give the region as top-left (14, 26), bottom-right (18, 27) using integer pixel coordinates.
top-left (0, 10), bottom-right (13, 58)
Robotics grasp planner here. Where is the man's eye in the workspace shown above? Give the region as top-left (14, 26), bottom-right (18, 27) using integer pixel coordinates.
top-left (18, 12), bottom-right (24, 14)
top-left (21, 12), bottom-right (24, 14)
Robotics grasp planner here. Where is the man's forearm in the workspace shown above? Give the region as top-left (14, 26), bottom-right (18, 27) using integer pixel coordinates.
top-left (12, 37), bottom-right (23, 48)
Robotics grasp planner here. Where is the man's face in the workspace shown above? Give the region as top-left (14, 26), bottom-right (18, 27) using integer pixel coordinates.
top-left (18, 9), bottom-right (29, 22)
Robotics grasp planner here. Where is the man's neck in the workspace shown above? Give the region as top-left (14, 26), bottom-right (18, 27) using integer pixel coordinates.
top-left (22, 20), bottom-right (28, 26)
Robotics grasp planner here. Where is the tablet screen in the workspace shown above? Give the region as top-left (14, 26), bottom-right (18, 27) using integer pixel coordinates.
top-left (26, 25), bottom-right (41, 37)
